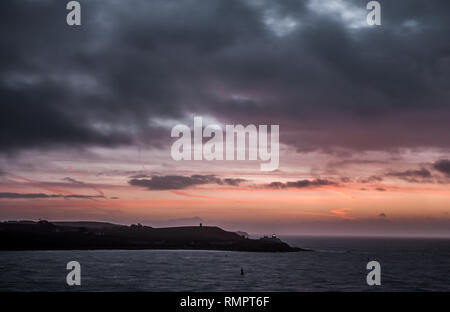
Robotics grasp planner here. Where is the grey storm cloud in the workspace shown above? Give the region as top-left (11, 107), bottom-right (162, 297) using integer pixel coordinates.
top-left (265, 178), bottom-right (337, 189)
top-left (1, 0), bottom-right (450, 153)
top-left (0, 192), bottom-right (104, 199)
top-left (129, 174), bottom-right (246, 190)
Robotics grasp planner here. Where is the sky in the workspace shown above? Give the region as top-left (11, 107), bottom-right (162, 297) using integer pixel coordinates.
top-left (1, 0), bottom-right (450, 237)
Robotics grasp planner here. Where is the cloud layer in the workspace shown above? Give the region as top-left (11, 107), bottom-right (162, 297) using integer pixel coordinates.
top-left (129, 175), bottom-right (246, 190)
top-left (0, 192), bottom-right (103, 199)
top-left (1, 0), bottom-right (450, 154)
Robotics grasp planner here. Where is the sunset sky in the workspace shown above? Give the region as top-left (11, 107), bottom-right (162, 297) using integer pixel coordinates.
top-left (1, 0), bottom-right (450, 236)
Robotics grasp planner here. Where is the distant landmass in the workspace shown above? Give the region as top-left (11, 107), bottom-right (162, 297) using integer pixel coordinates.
top-left (0, 220), bottom-right (307, 252)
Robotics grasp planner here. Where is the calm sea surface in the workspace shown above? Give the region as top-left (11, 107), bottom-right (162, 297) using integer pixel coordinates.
top-left (0, 236), bottom-right (449, 291)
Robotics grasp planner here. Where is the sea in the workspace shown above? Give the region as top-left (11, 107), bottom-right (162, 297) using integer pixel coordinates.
top-left (0, 236), bottom-right (449, 291)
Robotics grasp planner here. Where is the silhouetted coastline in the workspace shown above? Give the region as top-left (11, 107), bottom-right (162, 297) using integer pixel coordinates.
top-left (0, 220), bottom-right (307, 252)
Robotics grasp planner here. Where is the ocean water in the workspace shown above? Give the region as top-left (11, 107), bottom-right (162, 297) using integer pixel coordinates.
top-left (0, 236), bottom-right (449, 291)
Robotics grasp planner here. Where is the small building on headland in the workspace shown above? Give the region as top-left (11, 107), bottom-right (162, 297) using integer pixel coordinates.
top-left (235, 231), bottom-right (249, 239)
top-left (260, 234), bottom-right (282, 243)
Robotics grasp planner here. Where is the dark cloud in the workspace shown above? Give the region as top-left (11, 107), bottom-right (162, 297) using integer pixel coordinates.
top-left (379, 213), bottom-right (387, 218)
top-left (386, 168), bottom-right (433, 183)
top-left (129, 175), bottom-right (246, 190)
top-left (223, 178), bottom-right (247, 186)
top-left (433, 159), bottom-right (450, 176)
top-left (128, 174), bottom-right (150, 179)
top-left (358, 175), bottom-right (384, 183)
top-left (1, 0), bottom-right (450, 153)
top-left (265, 178), bottom-right (337, 189)
top-left (0, 192), bottom-right (103, 199)
top-left (63, 177), bottom-right (85, 185)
